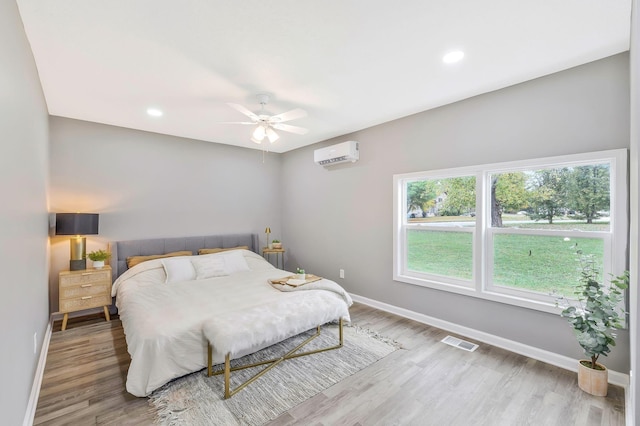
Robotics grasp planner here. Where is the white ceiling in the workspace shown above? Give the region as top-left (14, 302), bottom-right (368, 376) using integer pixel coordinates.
top-left (17, 0), bottom-right (632, 153)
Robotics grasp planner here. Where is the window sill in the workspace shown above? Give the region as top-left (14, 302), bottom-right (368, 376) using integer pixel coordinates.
top-left (394, 274), bottom-right (561, 315)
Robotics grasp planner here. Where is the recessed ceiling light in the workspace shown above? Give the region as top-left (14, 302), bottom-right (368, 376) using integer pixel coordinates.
top-left (147, 108), bottom-right (163, 117)
top-left (443, 50), bottom-right (464, 64)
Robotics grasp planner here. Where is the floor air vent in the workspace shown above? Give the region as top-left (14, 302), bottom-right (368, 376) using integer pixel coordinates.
top-left (441, 335), bottom-right (479, 352)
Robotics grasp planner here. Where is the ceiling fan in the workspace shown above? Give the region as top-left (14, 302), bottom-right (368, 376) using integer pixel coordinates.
top-left (224, 94), bottom-right (308, 144)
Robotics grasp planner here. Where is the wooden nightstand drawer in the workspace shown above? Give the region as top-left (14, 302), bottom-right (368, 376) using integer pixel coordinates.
top-left (59, 269), bottom-right (111, 287)
top-left (59, 282), bottom-right (110, 299)
top-left (59, 294), bottom-right (112, 313)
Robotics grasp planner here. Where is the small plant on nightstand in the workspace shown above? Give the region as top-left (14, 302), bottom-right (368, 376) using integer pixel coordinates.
top-left (272, 240), bottom-right (282, 249)
top-left (87, 249), bottom-right (110, 268)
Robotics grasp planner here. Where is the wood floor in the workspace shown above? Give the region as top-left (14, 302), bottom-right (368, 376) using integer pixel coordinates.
top-left (34, 303), bottom-right (625, 425)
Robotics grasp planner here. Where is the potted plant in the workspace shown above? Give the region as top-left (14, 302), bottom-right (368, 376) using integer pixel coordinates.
top-left (295, 267), bottom-right (306, 280)
top-left (87, 249), bottom-right (110, 269)
top-left (556, 251), bottom-right (628, 396)
top-left (271, 240), bottom-right (282, 249)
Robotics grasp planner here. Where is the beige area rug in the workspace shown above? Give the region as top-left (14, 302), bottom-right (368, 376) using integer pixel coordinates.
top-left (149, 324), bottom-right (400, 425)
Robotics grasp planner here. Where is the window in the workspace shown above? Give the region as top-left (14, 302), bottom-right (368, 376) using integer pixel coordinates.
top-left (403, 176), bottom-right (476, 287)
top-left (393, 149), bottom-right (627, 312)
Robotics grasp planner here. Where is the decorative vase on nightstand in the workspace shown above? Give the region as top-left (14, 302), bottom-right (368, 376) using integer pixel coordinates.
top-left (92, 260), bottom-right (105, 269)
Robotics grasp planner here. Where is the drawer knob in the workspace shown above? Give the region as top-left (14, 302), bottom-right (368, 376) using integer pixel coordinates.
top-left (81, 296), bottom-right (92, 300)
top-left (81, 284), bottom-right (92, 288)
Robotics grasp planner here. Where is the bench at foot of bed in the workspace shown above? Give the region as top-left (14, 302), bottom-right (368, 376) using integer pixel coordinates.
top-left (203, 298), bottom-right (346, 399)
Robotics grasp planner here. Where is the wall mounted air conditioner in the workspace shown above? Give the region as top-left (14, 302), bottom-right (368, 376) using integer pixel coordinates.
top-left (314, 141), bottom-right (359, 166)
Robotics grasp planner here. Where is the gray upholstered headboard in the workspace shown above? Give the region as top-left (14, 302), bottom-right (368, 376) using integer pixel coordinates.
top-left (109, 233), bottom-right (259, 281)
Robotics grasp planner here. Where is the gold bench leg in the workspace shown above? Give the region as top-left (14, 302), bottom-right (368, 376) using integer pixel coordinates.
top-left (224, 354), bottom-right (231, 399)
top-left (208, 343), bottom-right (213, 377)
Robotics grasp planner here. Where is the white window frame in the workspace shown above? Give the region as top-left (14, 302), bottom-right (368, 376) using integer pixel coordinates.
top-left (393, 149), bottom-right (628, 313)
top-left (395, 170), bottom-right (478, 294)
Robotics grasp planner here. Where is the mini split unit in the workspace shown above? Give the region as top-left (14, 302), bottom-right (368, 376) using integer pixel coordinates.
top-left (314, 141), bottom-right (359, 166)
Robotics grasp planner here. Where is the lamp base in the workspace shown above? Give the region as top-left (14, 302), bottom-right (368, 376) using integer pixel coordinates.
top-left (69, 236), bottom-right (87, 271)
top-left (70, 259), bottom-right (86, 271)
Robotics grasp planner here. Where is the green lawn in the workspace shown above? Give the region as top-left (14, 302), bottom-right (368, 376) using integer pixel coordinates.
top-left (407, 229), bottom-right (603, 296)
top-left (407, 230), bottom-right (473, 280)
top-left (492, 234), bottom-right (603, 295)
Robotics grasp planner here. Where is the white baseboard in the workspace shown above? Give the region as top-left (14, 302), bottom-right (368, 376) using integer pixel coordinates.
top-left (23, 316), bottom-right (53, 426)
top-left (350, 293), bottom-right (629, 388)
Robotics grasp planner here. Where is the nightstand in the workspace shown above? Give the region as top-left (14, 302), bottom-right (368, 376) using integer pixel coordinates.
top-left (262, 247), bottom-right (285, 269)
top-left (59, 266), bottom-right (112, 331)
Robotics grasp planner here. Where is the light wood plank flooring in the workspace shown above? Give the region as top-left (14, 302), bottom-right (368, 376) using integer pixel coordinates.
top-left (34, 304), bottom-right (625, 425)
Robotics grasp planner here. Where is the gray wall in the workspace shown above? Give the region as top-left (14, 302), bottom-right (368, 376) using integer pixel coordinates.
top-left (281, 53), bottom-right (631, 372)
top-left (0, 1), bottom-right (50, 424)
top-left (48, 118), bottom-right (283, 312)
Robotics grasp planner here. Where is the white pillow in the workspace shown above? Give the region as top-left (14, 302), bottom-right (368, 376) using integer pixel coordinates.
top-left (162, 257), bottom-right (196, 284)
top-left (219, 250), bottom-right (250, 274)
top-left (191, 256), bottom-right (227, 279)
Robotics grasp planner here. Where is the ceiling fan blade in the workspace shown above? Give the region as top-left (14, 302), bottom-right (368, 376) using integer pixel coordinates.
top-left (269, 108), bottom-right (307, 123)
top-left (227, 103), bottom-right (258, 121)
top-left (272, 123), bottom-right (309, 135)
top-left (217, 121), bottom-right (256, 125)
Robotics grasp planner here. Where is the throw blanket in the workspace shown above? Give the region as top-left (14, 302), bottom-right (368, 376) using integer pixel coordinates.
top-left (270, 278), bottom-right (353, 306)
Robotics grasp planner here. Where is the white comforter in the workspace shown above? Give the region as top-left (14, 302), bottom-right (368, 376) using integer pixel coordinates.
top-left (112, 250), bottom-right (352, 397)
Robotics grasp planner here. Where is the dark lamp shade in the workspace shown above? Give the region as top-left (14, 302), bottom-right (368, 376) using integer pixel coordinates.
top-left (55, 213), bottom-right (99, 235)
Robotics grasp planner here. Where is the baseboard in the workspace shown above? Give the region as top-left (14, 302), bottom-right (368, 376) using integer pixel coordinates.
top-left (23, 316), bottom-right (53, 426)
top-left (350, 293), bottom-right (629, 388)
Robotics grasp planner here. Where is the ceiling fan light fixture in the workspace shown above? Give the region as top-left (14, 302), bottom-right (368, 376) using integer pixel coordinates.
top-left (265, 127), bottom-right (279, 143)
top-left (252, 125), bottom-right (266, 141)
top-left (225, 95), bottom-right (308, 146)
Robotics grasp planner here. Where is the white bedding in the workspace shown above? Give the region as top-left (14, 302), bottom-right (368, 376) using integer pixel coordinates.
top-left (112, 249), bottom-right (352, 397)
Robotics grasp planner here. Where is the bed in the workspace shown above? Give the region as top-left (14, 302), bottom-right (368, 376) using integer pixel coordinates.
top-left (110, 234), bottom-right (352, 397)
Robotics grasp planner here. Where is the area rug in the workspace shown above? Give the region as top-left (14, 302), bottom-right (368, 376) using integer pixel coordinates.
top-left (149, 324), bottom-right (400, 425)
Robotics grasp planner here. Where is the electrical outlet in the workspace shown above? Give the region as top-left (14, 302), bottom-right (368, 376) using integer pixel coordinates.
top-left (33, 332), bottom-right (37, 355)
top-left (339, 269), bottom-right (345, 279)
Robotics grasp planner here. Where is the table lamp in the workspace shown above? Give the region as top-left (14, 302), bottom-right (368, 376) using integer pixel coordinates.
top-left (265, 227), bottom-right (271, 248)
top-left (55, 213), bottom-right (99, 271)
